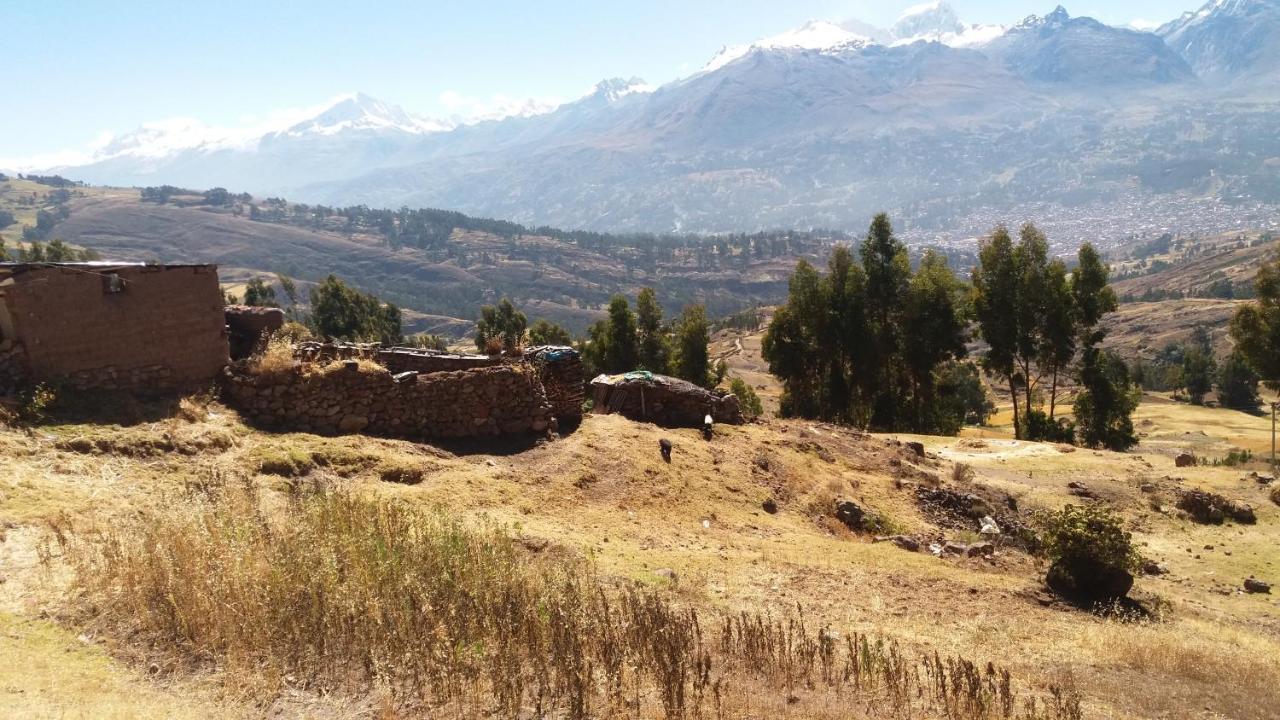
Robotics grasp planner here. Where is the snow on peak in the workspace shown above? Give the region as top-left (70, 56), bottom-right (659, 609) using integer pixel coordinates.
top-left (590, 77), bottom-right (654, 101)
top-left (279, 93), bottom-right (447, 137)
top-left (703, 20), bottom-right (872, 72)
top-left (892, 1), bottom-right (963, 39)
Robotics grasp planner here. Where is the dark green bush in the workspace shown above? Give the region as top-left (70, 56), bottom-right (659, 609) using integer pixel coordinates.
top-left (1039, 504), bottom-right (1141, 603)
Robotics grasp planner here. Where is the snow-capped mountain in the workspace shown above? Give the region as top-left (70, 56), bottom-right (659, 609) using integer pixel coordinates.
top-left (16, 4), bottom-right (1280, 235)
top-left (983, 6), bottom-right (1195, 83)
top-left (1158, 0), bottom-right (1280, 79)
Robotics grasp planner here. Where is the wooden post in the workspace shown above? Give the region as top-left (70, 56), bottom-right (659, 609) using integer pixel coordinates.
top-left (1273, 401), bottom-right (1278, 470)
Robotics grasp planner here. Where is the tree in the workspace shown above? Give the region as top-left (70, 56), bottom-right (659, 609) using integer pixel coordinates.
top-left (243, 278), bottom-right (279, 307)
top-left (1217, 349), bottom-right (1262, 412)
top-left (1071, 243), bottom-right (1117, 345)
top-left (1182, 347), bottom-right (1216, 405)
top-left (528, 318), bottom-right (572, 346)
top-left (475, 298), bottom-right (527, 353)
top-left (1230, 252), bottom-right (1280, 390)
top-left (276, 274), bottom-right (299, 319)
top-left (1073, 347), bottom-right (1139, 451)
top-left (973, 226), bottom-right (1023, 436)
top-left (729, 377), bottom-right (764, 419)
top-left (860, 213), bottom-right (911, 428)
top-left (635, 287), bottom-right (671, 373)
top-left (603, 295), bottom-right (639, 373)
top-left (1040, 258), bottom-right (1076, 421)
top-left (309, 274), bottom-right (402, 345)
top-left (675, 304), bottom-right (712, 387)
top-left (763, 260), bottom-right (827, 419)
top-left (902, 251), bottom-right (969, 431)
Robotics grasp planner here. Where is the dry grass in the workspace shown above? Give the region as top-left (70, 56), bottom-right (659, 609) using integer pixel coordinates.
top-left (1083, 618), bottom-right (1280, 697)
top-left (53, 480), bottom-right (1081, 720)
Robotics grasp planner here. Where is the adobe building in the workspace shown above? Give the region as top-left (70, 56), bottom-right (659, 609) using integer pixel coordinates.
top-left (0, 263), bottom-right (229, 392)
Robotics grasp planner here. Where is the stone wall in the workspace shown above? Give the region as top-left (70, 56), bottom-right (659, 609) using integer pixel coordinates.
top-left (525, 346), bottom-right (585, 424)
top-left (0, 342), bottom-right (28, 393)
top-left (591, 373), bottom-right (744, 427)
top-left (0, 264), bottom-right (228, 391)
top-left (226, 305), bottom-right (285, 360)
top-left (295, 342), bottom-right (504, 374)
top-left (224, 361), bottom-right (555, 439)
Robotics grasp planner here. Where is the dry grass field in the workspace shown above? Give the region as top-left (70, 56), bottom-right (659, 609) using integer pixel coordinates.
top-left (1, 352), bottom-right (1277, 719)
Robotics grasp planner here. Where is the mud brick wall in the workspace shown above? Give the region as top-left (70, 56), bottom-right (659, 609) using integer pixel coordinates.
top-left (224, 362), bottom-right (555, 439)
top-left (0, 265), bottom-right (229, 391)
top-left (0, 342), bottom-right (28, 392)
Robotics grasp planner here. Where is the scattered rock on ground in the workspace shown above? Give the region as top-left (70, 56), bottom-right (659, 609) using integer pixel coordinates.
top-left (905, 441), bottom-right (925, 458)
top-left (965, 542), bottom-right (995, 557)
top-left (1176, 489), bottom-right (1256, 524)
top-left (762, 498), bottom-right (778, 514)
top-left (1175, 453), bottom-right (1196, 468)
top-left (1141, 559), bottom-right (1168, 576)
top-left (874, 535), bottom-right (921, 552)
top-left (653, 568), bottom-right (678, 583)
top-left (1244, 577), bottom-right (1271, 594)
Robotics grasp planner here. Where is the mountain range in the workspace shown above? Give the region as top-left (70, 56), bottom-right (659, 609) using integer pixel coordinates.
top-left (16, 0), bottom-right (1280, 241)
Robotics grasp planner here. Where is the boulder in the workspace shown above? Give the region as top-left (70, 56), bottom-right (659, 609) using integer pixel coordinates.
top-left (965, 542), bottom-right (995, 558)
top-left (1175, 453), bottom-right (1197, 468)
top-left (873, 535), bottom-right (920, 552)
top-left (905, 441), bottom-right (925, 458)
top-left (1244, 577), bottom-right (1271, 594)
top-left (761, 498), bottom-right (779, 514)
top-left (834, 499), bottom-right (866, 531)
top-left (1141, 559), bottom-right (1169, 576)
top-left (1177, 489), bottom-right (1256, 525)
top-left (1046, 558), bottom-right (1134, 603)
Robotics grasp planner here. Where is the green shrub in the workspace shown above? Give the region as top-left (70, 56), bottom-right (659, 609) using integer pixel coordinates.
top-left (728, 377), bottom-right (763, 419)
top-left (1039, 505), bottom-right (1141, 603)
top-left (1022, 410), bottom-right (1076, 444)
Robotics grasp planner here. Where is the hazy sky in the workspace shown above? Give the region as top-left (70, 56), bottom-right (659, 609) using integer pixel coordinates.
top-left (3, 0), bottom-right (1199, 161)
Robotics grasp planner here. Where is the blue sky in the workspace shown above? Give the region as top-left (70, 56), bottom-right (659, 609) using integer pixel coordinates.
top-left (3, 0), bottom-right (1198, 162)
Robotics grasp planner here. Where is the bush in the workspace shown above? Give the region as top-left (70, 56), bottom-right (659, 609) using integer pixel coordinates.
top-left (728, 377), bottom-right (763, 419)
top-left (1039, 505), bottom-right (1141, 603)
top-left (1022, 410), bottom-right (1076, 444)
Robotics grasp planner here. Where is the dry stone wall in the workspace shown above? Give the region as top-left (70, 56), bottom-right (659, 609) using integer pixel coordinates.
top-left (591, 373), bottom-right (744, 427)
top-left (224, 361), bottom-right (555, 439)
top-left (525, 346), bottom-right (585, 424)
top-left (296, 342), bottom-right (504, 374)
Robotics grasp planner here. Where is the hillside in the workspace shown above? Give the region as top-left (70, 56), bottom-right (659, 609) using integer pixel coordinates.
top-left (11, 182), bottom-right (836, 335)
top-left (2, 374), bottom-right (1277, 719)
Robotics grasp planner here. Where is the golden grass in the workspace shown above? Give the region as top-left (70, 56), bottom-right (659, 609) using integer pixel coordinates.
top-left (54, 480), bottom-right (1081, 720)
top-left (1083, 617), bottom-right (1280, 697)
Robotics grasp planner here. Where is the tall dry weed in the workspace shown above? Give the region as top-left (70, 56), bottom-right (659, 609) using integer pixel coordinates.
top-left (57, 480), bottom-right (1084, 720)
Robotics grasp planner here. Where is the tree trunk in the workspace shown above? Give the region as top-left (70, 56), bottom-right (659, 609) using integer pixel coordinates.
top-left (1010, 377), bottom-right (1021, 440)
top-left (1048, 366), bottom-right (1059, 421)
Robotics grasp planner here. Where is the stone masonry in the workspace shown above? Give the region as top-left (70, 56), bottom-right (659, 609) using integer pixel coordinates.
top-left (224, 360), bottom-right (555, 439)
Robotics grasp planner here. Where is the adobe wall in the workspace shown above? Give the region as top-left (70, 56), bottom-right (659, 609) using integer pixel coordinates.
top-left (0, 265), bottom-right (229, 391)
top-left (223, 361), bottom-right (555, 439)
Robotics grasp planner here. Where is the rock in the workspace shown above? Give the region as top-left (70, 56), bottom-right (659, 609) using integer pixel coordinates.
top-left (659, 438), bottom-right (673, 463)
top-left (762, 498), bottom-right (779, 514)
top-left (1046, 558), bottom-right (1134, 603)
top-left (337, 414), bottom-right (369, 433)
top-left (905, 441), bottom-right (925, 458)
top-left (1141, 559), bottom-right (1168, 576)
top-left (874, 535), bottom-right (921, 552)
top-left (653, 568), bottom-right (678, 583)
top-left (1255, 474), bottom-right (1275, 485)
top-left (834, 499), bottom-right (866, 531)
top-left (1244, 577), bottom-right (1271, 594)
top-left (1176, 489), bottom-right (1256, 524)
top-left (1175, 453), bottom-right (1196, 468)
top-left (965, 542), bottom-right (995, 557)
top-left (979, 516), bottom-right (1001, 536)
top-left (1067, 481), bottom-right (1098, 499)
top-left (942, 541), bottom-right (969, 556)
